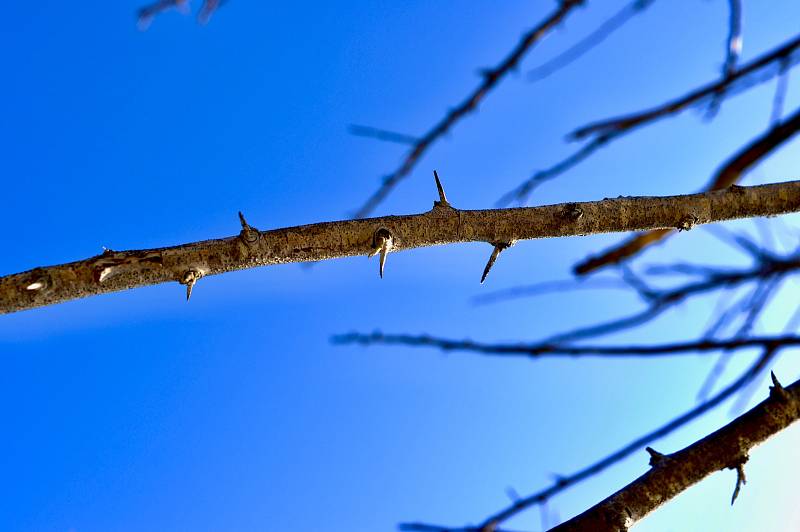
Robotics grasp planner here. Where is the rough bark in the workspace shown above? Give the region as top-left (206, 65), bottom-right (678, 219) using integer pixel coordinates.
top-left (2, 180), bottom-right (800, 314)
top-left (551, 374), bottom-right (800, 532)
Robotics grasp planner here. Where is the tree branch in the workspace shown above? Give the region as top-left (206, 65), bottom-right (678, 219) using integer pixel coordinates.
top-left (551, 371), bottom-right (800, 531)
top-left (573, 104), bottom-right (800, 275)
top-left (398, 347), bottom-right (779, 532)
top-left (353, 0), bottom-right (586, 218)
top-left (3, 180), bottom-right (800, 314)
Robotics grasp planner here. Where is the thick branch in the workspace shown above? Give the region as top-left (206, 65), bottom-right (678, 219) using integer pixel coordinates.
top-left (551, 373), bottom-right (800, 531)
top-left (3, 180), bottom-right (800, 314)
top-left (353, 0), bottom-right (586, 218)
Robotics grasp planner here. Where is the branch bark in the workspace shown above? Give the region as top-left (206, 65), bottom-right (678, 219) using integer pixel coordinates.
top-left (3, 180), bottom-right (800, 314)
top-left (551, 373), bottom-right (800, 531)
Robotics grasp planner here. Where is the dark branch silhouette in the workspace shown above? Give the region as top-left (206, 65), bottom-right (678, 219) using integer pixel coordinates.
top-left (137, 0), bottom-right (226, 29)
top-left (353, 0), bottom-right (586, 218)
top-left (526, 0), bottom-right (655, 82)
top-left (501, 33), bottom-right (800, 205)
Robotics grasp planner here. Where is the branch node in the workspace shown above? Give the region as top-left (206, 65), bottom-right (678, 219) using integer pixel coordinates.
top-left (677, 214), bottom-right (699, 231)
top-left (645, 446), bottom-right (670, 467)
top-left (481, 241), bottom-right (514, 284)
top-left (562, 203), bottom-right (584, 221)
top-left (729, 457), bottom-right (748, 505)
top-left (368, 228), bottom-right (394, 278)
top-left (180, 269), bottom-right (203, 302)
top-left (432, 170), bottom-right (452, 209)
top-left (238, 211), bottom-right (260, 244)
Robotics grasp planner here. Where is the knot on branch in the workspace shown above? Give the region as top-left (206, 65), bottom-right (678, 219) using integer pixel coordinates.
top-left (562, 203), bottom-right (584, 221)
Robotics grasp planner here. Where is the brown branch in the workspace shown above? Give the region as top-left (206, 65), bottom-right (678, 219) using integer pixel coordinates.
top-left (398, 348), bottom-right (779, 532)
top-left (551, 370), bottom-right (800, 531)
top-left (3, 180), bottom-right (800, 314)
top-left (333, 331), bottom-right (800, 359)
top-left (502, 32), bottom-right (800, 204)
top-left (353, 0), bottom-right (586, 218)
top-left (573, 105), bottom-right (800, 275)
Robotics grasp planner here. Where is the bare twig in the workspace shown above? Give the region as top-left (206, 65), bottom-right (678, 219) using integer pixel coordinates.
top-left (334, 331), bottom-right (800, 359)
top-left (3, 181), bottom-right (800, 314)
top-left (526, 0), bottom-right (655, 82)
top-left (353, 0), bottom-right (586, 218)
top-left (348, 125), bottom-right (419, 145)
top-left (502, 33), bottom-right (800, 204)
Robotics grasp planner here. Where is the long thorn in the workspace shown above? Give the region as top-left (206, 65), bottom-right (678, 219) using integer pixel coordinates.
top-left (433, 170), bottom-right (450, 207)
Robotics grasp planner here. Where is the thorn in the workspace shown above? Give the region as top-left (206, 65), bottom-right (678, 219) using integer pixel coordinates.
top-left (238, 211), bottom-right (260, 243)
top-left (369, 228), bottom-right (393, 278)
top-left (180, 270), bottom-right (202, 302)
top-left (481, 242), bottom-right (513, 284)
top-left (645, 446), bottom-right (669, 467)
top-left (433, 170), bottom-right (450, 208)
top-left (730, 461), bottom-right (748, 505)
top-left (769, 371), bottom-right (790, 402)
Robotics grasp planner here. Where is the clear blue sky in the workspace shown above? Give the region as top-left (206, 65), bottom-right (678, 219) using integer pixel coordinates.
top-left (1, 1), bottom-right (799, 531)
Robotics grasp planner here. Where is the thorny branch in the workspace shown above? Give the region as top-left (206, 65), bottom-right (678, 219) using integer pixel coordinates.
top-left (3, 180), bottom-right (800, 314)
top-left (396, 348), bottom-right (784, 532)
top-left (352, 0), bottom-right (586, 218)
top-left (572, 105), bottom-right (800, 275)
top-left (551, 370), bottom-right (800, 531)
top-left (501, 32), bottom-right (800, 205)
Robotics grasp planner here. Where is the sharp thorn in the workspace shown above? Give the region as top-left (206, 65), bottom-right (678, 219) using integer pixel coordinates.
top-left (186, 281), bottom-right (194, 302)
top-left (480, 242), bottom-right (513, 284)
top-left (238, 211), bottom-right (249, 230)
top-left (433, 170), bottom-right (450, 207)
top-left (379, 243), bottom-right (388, 278)
top-left (645, 446), bottom-right (668, 466)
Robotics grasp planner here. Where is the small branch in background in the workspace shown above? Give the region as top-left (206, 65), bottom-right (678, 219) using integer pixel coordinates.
top-left (572, 105), bottom-right (800, 275)
top-left (352, 0), bottom-right (587, 218)
top-left (501, 33), bottom-right (800, 205)
top-left (333, 331), bottom-right (800, 359)
top-left (472, 276), bottom-right (628, 305)
top-left (348, 125), bottom-right (419, 145)
top-left (770, 59), bottom-right (791, 126)
top-left (527, 0), bottom-right (655, 82)
top-left (551, 369), bottom-right (800, 531)
top-left (707, 0), bottom-right (743, 115)
top-left (137, 0), bottom-right (226, 29)
top-left (397, 348), bottom-right (781, 532)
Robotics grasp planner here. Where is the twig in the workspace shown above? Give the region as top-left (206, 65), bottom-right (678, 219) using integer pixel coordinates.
top-left (526, 0), bottom-right (655, 82)
top-left (353, 0), bottom-right (586, 218)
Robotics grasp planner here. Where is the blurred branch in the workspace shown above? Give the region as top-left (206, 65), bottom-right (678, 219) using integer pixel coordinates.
top-left (552, 370), bottom-right (800, 531)
top-left (572, 105), bottom-right (800, 275)
top-left (137, 0), bottom-right (225, 28)
top-left (527, 0), bottom-right (655, 82)
top-left (501, 32), bottom-right (800, 204)
top-left (348, 125), bottom-right (419, 145)
top-left (3, 181), bottom-right (800, 314)
top-left (398, 348), bottom-right (780, 532)
top-left (334, 330), bottom-right (800, 358)
top-left (352, 0), bottom-right (586, 218)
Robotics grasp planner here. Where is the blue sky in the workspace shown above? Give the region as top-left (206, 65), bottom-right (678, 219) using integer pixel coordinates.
top-left (1, 1), bottom-right (799, 531)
